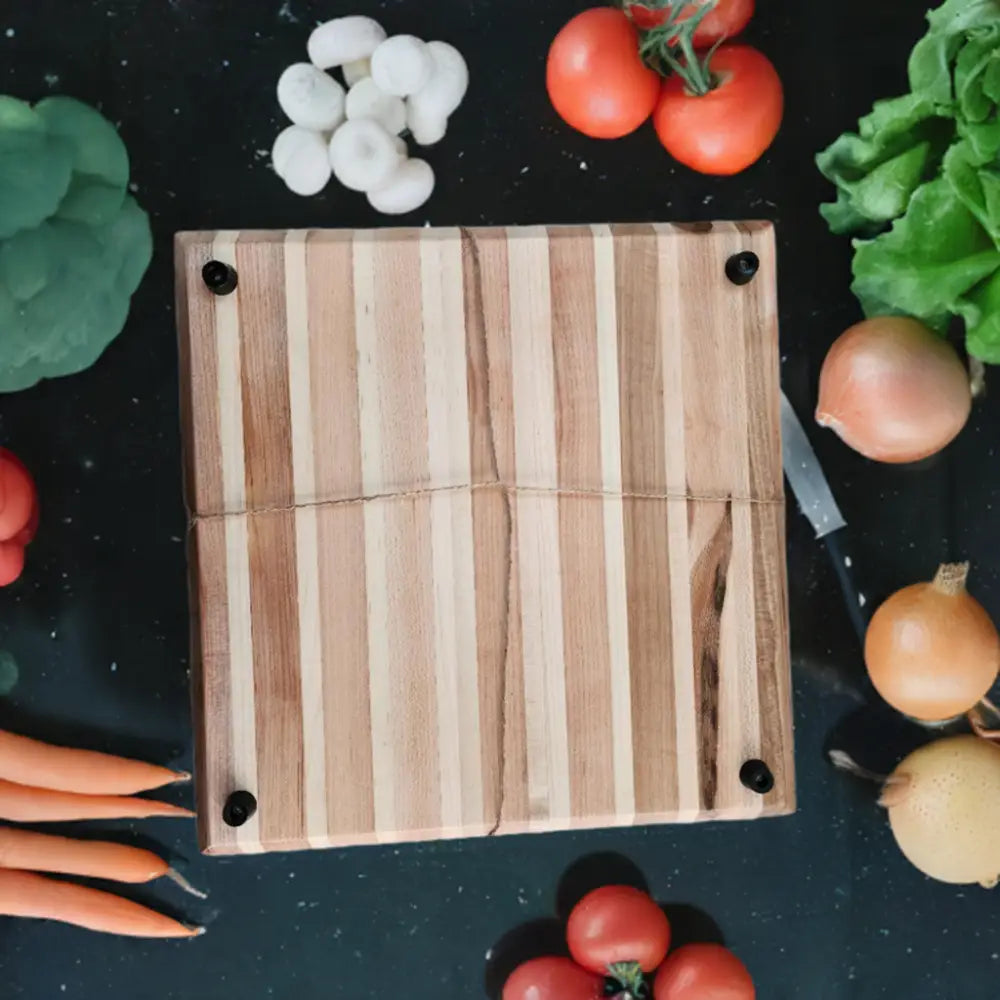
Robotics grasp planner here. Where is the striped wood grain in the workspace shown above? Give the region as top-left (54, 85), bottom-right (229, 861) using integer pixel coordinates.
top-left (175, 223), bottom-right (794, 854)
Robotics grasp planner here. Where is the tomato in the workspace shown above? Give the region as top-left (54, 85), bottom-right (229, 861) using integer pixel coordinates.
top-left (502, 957), bottom-right (604, 1000)
top-left (627, 0), bottom-right (755, 47)
top-left (0, 450), bottom-right (36, 542)
top-left (0, 541), bottom-right (25, 587)
top-left (547, 8), bottom-right (660, 139)
top-left (567, 885), bottom-right (670, 980)
top-left (653, 44), bottom-right (782, 175)
top-left (653, 944), bottom-right (755, 999)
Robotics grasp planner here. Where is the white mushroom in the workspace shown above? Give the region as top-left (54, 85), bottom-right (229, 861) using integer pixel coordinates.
top-left (342, 58), bottom-right (371, 88)
top-left (345, 77), bottom-right (406, 135)
top-left (405, 101), bottom-right (447, 146)
top-left (370, 35), bottom-right (434, 97)
top-left (308, 16), bottom-right (386, 69)
top-left (271, 127), bottom-right (331, 196)
top-left (367, 159), bottom-right (435, 215)
top-left (328, 119), bottom-right (404, 192)
top-left (277, 63), bottom-right (345, 131)
top-left (408, 41), bottom-right (469, 119)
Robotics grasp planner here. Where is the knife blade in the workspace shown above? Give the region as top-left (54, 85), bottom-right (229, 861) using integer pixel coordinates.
top-left (780, 391), bottom-right (868, 643)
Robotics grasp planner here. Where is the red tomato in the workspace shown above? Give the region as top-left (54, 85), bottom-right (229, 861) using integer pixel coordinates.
top-left (653, 44), bottom-right (782, 175)
top-left (502, 957), bottom-right (604, 1000)
top-left (653, 944), bottom-right (755, 1000)
top-left (0, 450), bottom-right (36, 542)
top-left (0, 541), bottom-right (25, 587)
top-left (627, 0), bottom-right (755, 47)
top-left (567, 885), bottom-right (670, 975)
top-left (547, 8), bottom-right (660, 139)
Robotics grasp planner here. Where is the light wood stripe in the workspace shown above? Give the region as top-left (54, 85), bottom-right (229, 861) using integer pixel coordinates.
top-left (354, 235), bottom-right (396, 838)
top-left (284, 232), bottom-right (328, 847)
top-left (373, 233), bottom-right (440, 839)
top-left (653, 226), bottom-right (700, 822)
top-left (507, 227), bottom-right (570, 826)
top-left (591, 224), bottom-right (635, 825)
top-left (420, 231), bottom-right (484, 834)
top-left (211, 231), bottom-right (261, 852)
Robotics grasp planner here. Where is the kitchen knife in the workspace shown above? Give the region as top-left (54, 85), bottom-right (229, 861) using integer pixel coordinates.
top-left (780, 391), bottom-right (868, 643)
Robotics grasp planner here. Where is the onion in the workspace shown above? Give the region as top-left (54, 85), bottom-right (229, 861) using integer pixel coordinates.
top-left (865, 562), bottom-right (999, 722)
top-left (880, 736), bottom-right (1000, 887)
top-left (815, 316), bottom-right (971, 463)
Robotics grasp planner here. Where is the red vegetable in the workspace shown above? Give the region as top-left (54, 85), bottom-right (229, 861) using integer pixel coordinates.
top-left (627, 0), bottom-right (755, 47)
top-left (0, 449), bottom-right (35, 541)
top-left (502, 957), bottom-right (604, 1000)
top-left (547, 8), bottom-right (660, 139)
top-left (653, 44), bottom-right (782, 175)
top-left (0, 541), bottom-right (24, 587)
top-left (653, 943), bottom-right (755, 999)
top-left (567, 885), bottom-right (670, 995)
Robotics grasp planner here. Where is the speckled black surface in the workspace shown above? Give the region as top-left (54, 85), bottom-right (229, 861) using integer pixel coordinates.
top-left (2, 1), bottom-right (1000, 997)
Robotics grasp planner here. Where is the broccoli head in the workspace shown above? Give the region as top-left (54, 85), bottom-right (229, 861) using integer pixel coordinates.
top-left (0, 96), bottom-right (152, 393)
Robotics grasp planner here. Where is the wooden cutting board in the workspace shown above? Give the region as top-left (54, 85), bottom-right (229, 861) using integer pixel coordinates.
top-left (175, 223), bottom-right (794, 855)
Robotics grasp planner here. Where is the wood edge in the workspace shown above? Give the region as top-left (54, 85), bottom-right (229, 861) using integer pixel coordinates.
top-left (186, 526), bottom-right (216, 857)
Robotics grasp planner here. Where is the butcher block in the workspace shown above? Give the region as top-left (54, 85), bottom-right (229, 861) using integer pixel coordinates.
top-left (174, 222), bottom-right (795, 855)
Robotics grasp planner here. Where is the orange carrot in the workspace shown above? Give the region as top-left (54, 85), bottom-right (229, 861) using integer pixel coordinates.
top-left (0, 828), bottom-right (205, 897)
top-left (0, 779), bottom-right (194, 822)
top-left (0, 729), bottom-right (189, 795)
top-left (0, 869), bottom-right (203, 937)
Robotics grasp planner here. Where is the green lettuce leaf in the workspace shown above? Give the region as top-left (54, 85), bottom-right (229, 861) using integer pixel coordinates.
top-left (852, 178), bottom-right (1000, 326)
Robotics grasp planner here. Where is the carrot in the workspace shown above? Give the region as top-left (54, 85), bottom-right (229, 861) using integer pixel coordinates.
top-left (0, 828), bottom-right (206, 898)
top-left (0, 729), bottom-right (189, 795)
top-left (0, 779), bottom-right (194, 822)
top-left (0, 869), bottom-right (203, 937)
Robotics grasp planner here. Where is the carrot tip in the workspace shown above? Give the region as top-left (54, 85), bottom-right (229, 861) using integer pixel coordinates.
top-left (186, 924), bottom-right (207, 936)
top-left (171, 771), bottom-right (192, 784)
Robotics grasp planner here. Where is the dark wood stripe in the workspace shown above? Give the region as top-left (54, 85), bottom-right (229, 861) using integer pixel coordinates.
top-left (236, 241), bottom-right (296, 512)
top-left (176, 235), bottom-right (224, 515)
top-left (750, 502), bottom-right (795, 815)
top-left (549, 228), bottom-right (615, 822)
top-left (307, 234), bottom-right (375, 838)
top-left (237, 240), bottom-right (306, 848)
top-left (615, 225), bottom-right (678, 817)
top-left (689, 501), bottom-right (733, 813)
top-left (742, 226), bottom-right (783, 502)
top-left (176, 235), bottom-right (235, 852)
top-left (465, 229), bottom-right (529, 830)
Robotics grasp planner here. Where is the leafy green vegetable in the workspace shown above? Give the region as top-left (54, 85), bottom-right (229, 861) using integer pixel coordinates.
top-left (0, 96), bottom-right (151, 393)
top-left (817, 0), bottom-right (1000, 363)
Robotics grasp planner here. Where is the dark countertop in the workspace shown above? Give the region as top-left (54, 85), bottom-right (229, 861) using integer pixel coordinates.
top-left (3, 1), bottom-right (1000, 997)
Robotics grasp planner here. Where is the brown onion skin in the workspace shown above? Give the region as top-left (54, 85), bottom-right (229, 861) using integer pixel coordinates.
top-left (816, 317), bottom-right (971, 463)
top-left (865, 569), bottom-right (1000, 721)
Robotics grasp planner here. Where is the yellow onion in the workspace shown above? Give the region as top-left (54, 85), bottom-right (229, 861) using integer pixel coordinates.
top-left (865, 562), bottom-right (999, 721)
top-left (881, 735), bottom-right (1000, 887)
top-left (816, 316), bottom-right (971, 463)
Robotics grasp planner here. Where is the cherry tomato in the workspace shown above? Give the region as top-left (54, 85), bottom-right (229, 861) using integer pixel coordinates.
top-left (653, 44), bottom-right (782, 176)
top-left (627, 0), bottom-right (755, 47)
top-left (567, 885), bottom-right (670, 976)
top-left (653, 943), bottom-right (755, 999)
top-left (0, 450), bottom-right (36, 542)
top-left (0, 541), bottom-right (25, 587)
top-left (502, 956), bottom-right (604, 1000)
top-left (547, 8), bottom-right (660, 139)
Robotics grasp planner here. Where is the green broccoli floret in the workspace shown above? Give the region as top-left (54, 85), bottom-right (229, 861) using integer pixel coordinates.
top-left (0, 96), bottom-right (152, 393)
